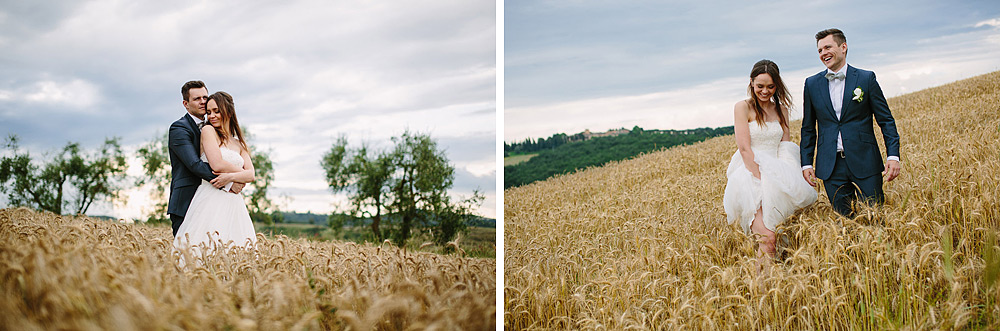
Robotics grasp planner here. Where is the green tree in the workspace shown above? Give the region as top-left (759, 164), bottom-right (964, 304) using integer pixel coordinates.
top-left (321, 131), bottom-right (483, 246)
top-left (430, 190), bottom-right (485, 247)
top-left (388, 132), bottom-right (453, 245)
top-left (135, 132), bottom-right (170, 223)
top-left (0, 134), bottom-right (127, 215)
top-left (327, 213), bottom-right (350, 235)
top-left (270, 210), bottom-right (285, 224)
top-left (242, 129), bottom-right (277, 225)
top-left (321, 137), bottom-right (393, 241)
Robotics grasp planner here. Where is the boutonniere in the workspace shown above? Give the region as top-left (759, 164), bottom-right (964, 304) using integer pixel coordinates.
top-left (852, 87), bottom-right (864, 102)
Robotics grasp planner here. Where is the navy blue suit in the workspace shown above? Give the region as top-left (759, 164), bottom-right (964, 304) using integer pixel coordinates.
top-left (800, 65), bottom-right (900, 216)
top-left (167, 114), bottom-right (217, 236)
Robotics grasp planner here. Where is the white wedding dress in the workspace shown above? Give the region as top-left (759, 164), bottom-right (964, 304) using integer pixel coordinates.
top-left (173, 146), bottom-right (256, 257)
top-left (724, 121), bottom-right (817, 233)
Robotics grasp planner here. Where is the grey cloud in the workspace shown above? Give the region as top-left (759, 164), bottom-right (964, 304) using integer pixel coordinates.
top-left (0, 1), bottom-right (86, 43)
top-left (451, 167), bottom-right (495, 193)
top-left (0, 0), bottom-right (496, 217)
top-left (437, 132), bottom-right (495, 164)
top-left (505, 0), bottom-right (998, 108)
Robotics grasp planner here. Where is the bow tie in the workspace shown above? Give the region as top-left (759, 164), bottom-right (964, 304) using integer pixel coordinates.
top-left (825, 71), bottom-right (846, 81)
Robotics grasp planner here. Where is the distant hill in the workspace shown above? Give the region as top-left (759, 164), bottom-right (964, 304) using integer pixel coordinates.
top-left (504, 125), bottom-right (734, 188)
top-left (281, 211), bottom-right (496, 228)
top-left (88, 212), bottom-right (338, 225)
top-left (278, 211), bottom-right (336, 224)
top-left (504, 126), bottom-right (733, 157)
top-left (467, 216), bottom-right (497, 228)
top-left (88, 211), bottom-right (495, 228)
top-left (338, 212), bottom-right (496, 228)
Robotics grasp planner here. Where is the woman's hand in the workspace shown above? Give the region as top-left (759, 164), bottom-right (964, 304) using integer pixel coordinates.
top-left (229, 182), bottom-right (245, 194)
top-left (210, 172), bottom-right (236, 188)
top-left (747, 163), bottom-right (761, 179)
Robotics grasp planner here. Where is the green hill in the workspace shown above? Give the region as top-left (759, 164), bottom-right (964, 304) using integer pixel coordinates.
top-left (504, 126), bottom-right (734, 188)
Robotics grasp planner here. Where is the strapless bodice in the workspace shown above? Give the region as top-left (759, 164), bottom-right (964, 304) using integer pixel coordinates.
top-left (200, 146), bottom-right (244, 169)
top-left (749, 121), bottom-right (783, 155)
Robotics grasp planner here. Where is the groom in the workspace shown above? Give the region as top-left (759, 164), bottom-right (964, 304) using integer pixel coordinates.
top-left (167, 80), bottom-right (244, 236)
top-left (800, 28), bottom-right (901, 218)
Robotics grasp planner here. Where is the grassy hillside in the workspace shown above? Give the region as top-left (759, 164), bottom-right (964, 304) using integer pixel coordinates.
top-left (1, 208), bottom-right (495, 329)
top-left (504, 71), bottom-right (1000, 329)
top-left (504, 153), bottom-right (538, 167)
top-left (504, 127), bottom-right (734, 189)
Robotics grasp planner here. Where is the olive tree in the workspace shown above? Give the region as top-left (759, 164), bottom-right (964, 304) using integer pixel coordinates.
top-left (321, 131), bottom-right (484, 245)
top-left (0, 134), bottom-right (127, 215)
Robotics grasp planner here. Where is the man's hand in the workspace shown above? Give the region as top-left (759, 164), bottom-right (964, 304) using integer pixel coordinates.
top-left (230, 182), bottom-right (245, 194)
top-left (210, 172), bottom-right (235, 189)
top-left (883, 159), bottom-right (901, 182)
top-left (802, 168), bottom-right (817, 187)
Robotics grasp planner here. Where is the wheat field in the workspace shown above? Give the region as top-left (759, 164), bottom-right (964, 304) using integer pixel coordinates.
top-left (504, 71), bottom-right (1000, 329)
top-left (0, 207), bottom-right (495, 330)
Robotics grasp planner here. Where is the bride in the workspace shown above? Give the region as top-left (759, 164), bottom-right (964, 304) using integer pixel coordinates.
top-left (723, 60), bottom-right (817, 268)
top-left (174, 91), bottom-right (257, 256)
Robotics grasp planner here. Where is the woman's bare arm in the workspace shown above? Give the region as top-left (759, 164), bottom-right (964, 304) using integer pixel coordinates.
top-left (734, 101), bottom-right (760, 178)
top-left (780, 105), bottom-right (792, 142)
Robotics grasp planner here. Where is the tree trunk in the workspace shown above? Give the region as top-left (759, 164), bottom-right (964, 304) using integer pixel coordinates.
top-left (54, 179), bottom-right (64, 215)
top-left (371, 210), bottom-right (382, 241)
top-left (399, 211), bottom-right (412, 246)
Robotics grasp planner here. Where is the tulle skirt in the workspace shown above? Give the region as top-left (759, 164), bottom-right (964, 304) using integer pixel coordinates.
top-left (723, 141), bottom-right (817, 233)
top-left (173, 181), bottom-right (257, 262)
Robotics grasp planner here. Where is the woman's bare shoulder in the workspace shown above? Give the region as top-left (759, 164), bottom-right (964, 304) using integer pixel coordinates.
top-left (201, 125), bottom-right (216, 135)
top-left (734, 99), bottom-right (755, 123)
top-left (734, 99), bottom-right (752, 110)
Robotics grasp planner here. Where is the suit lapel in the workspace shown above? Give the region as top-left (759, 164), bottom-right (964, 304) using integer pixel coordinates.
top-left (185, 114), bottom-right (202, 153)
top-left (815, 74), bottom-right (837, 121)
top-left (841, 65), bottom-right (857, 120)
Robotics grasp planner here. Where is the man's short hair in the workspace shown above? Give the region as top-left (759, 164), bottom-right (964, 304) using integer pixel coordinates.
top-left (181, 80), bottom-right (206, 102)
top-left (815, 28), bottom-right (846, 45)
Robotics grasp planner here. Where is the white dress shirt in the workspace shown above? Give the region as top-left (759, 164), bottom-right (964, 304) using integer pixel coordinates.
top-left (827, 65), bottom-right (848, 152)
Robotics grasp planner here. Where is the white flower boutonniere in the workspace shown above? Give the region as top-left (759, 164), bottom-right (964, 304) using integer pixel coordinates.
top-left (852, 87), bottom-right (864, 102)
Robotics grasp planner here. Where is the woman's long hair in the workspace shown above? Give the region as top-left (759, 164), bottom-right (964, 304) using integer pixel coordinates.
top-left (208, 91), bottom-right (249, 153)
top-left (747, 59), bottom-right (791, 128)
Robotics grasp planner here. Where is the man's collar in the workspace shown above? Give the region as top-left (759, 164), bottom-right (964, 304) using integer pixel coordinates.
top-left (827, 63), bottom-right (848, 76)
top-left (187, 112), bottom-right (204, 125)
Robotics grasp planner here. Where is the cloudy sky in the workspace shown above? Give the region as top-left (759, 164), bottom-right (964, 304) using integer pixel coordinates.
top-left (505, 0), bottom-right (1000, 142)
top-left (0, 0), bottom-right (496, 218)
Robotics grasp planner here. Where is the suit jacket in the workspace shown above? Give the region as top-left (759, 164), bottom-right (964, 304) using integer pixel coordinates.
top-left (167, 114), bottom-right (217, 217)
top-left (800, 65), bottom-right (900, 180)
